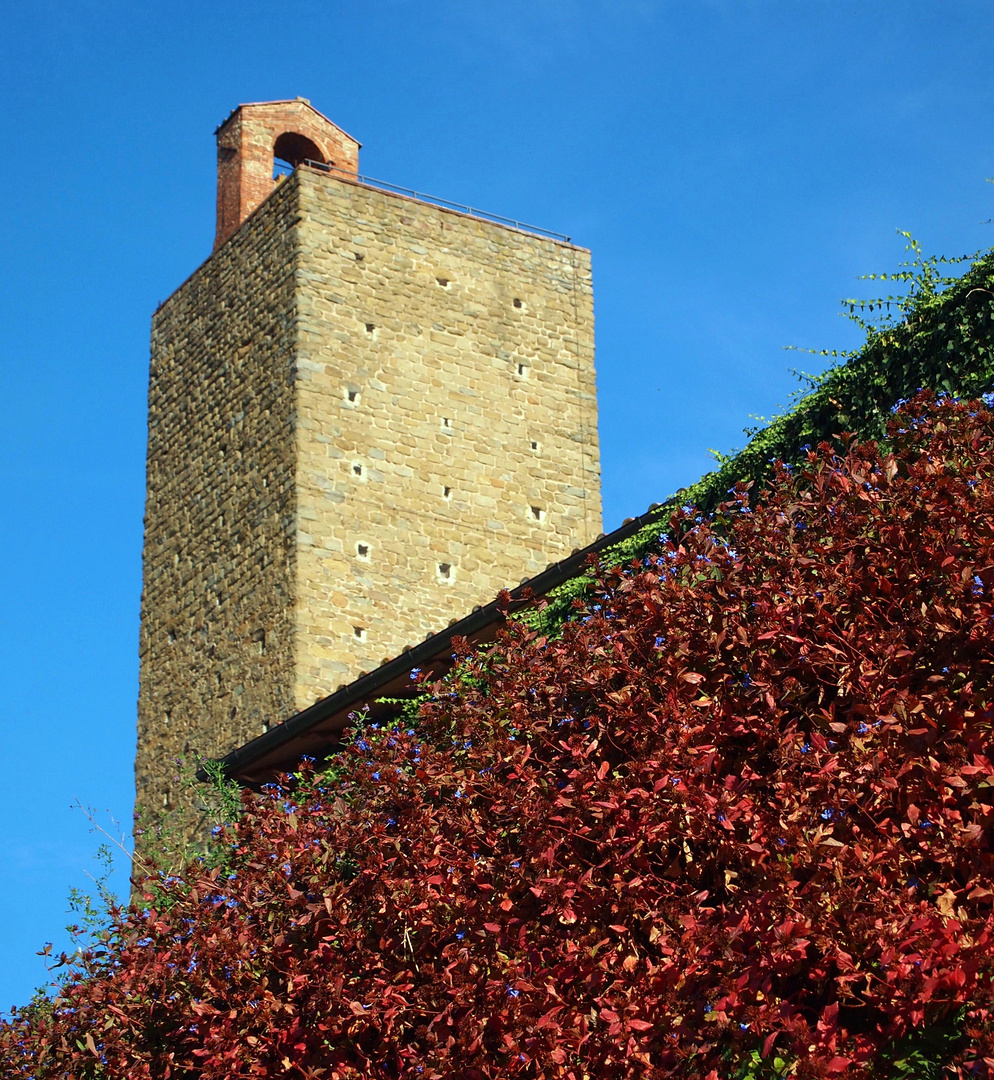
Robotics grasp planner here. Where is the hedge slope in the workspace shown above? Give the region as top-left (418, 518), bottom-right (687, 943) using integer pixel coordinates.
top-left (533, 246), bottom-right (994, 632)
top-left (4, 392), bottom-right (994, 1079)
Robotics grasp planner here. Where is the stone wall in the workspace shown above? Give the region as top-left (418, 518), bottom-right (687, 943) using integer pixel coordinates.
top-left (137, 179), bottom-right (300, 824)
top-left (291, 168), bottom-right (601, 704)
top-left (137, 166), bottom-right (601, 837)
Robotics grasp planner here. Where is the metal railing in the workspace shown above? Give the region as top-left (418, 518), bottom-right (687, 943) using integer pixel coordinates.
top-left (299, 160), bottom-right (572, 243)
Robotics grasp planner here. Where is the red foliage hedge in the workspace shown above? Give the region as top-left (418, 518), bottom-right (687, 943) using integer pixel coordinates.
top-left (5, 393), bottom-right (994, 1079)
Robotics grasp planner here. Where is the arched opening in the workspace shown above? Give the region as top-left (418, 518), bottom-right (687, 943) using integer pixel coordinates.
top-left (272, 132), bottom-right (325, 178)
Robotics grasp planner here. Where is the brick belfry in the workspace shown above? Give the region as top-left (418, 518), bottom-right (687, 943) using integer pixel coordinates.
top-left (136, 98), bottom-right (601, 824)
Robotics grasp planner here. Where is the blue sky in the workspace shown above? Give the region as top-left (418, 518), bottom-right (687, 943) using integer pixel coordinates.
top-left (1, 0), bottom-right (992, 1011)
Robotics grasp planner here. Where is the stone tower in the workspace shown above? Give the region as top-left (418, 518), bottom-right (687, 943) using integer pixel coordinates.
top-left (136, 99), bottom-right (601, 820)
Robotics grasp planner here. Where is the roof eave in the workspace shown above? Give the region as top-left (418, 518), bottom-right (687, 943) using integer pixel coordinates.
top-left (201, 502), bottom-right (670, 786)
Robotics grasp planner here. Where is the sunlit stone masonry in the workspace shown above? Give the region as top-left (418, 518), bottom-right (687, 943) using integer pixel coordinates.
top-left (136, 98), bottom-right (601, 826)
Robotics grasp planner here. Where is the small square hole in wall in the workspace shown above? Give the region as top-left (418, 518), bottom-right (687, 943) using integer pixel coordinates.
top-left (353, 463), bottom-right (363, 477)
top-left (354, 252), bottom-right (365, 261)
top-left (516, 363), bottom-right (528, 378)
top-left (436, 277), bottom-right (449, 287)
top-left (168, 628), bottom-right (177, 644)
top-left (345, 388), bottom-right (360, 404)
top-left (513, 298), bottom-right (523, 309)
top-left (443, 485), bottom-right (452, 500)
top-left (441, 417), bottom-right (452, 431)
top-left (531, 506), bottom-right (546, 522)
top-left (365, 323), bottom-right (375, 333)
top-left (356, 542), bottom-right (370, 560)
top-left (437, 562), bottom-right (453, 581)
top-left (354, 626), bottom-right (367, 641)
top-left (530, 440), bottom-right (540, 452)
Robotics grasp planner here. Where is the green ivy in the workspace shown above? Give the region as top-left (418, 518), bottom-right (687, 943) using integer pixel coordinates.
top-left (879, 1010), bottom-right (968, 1079)
top-left (528, 239), bottom-right (994, 632)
